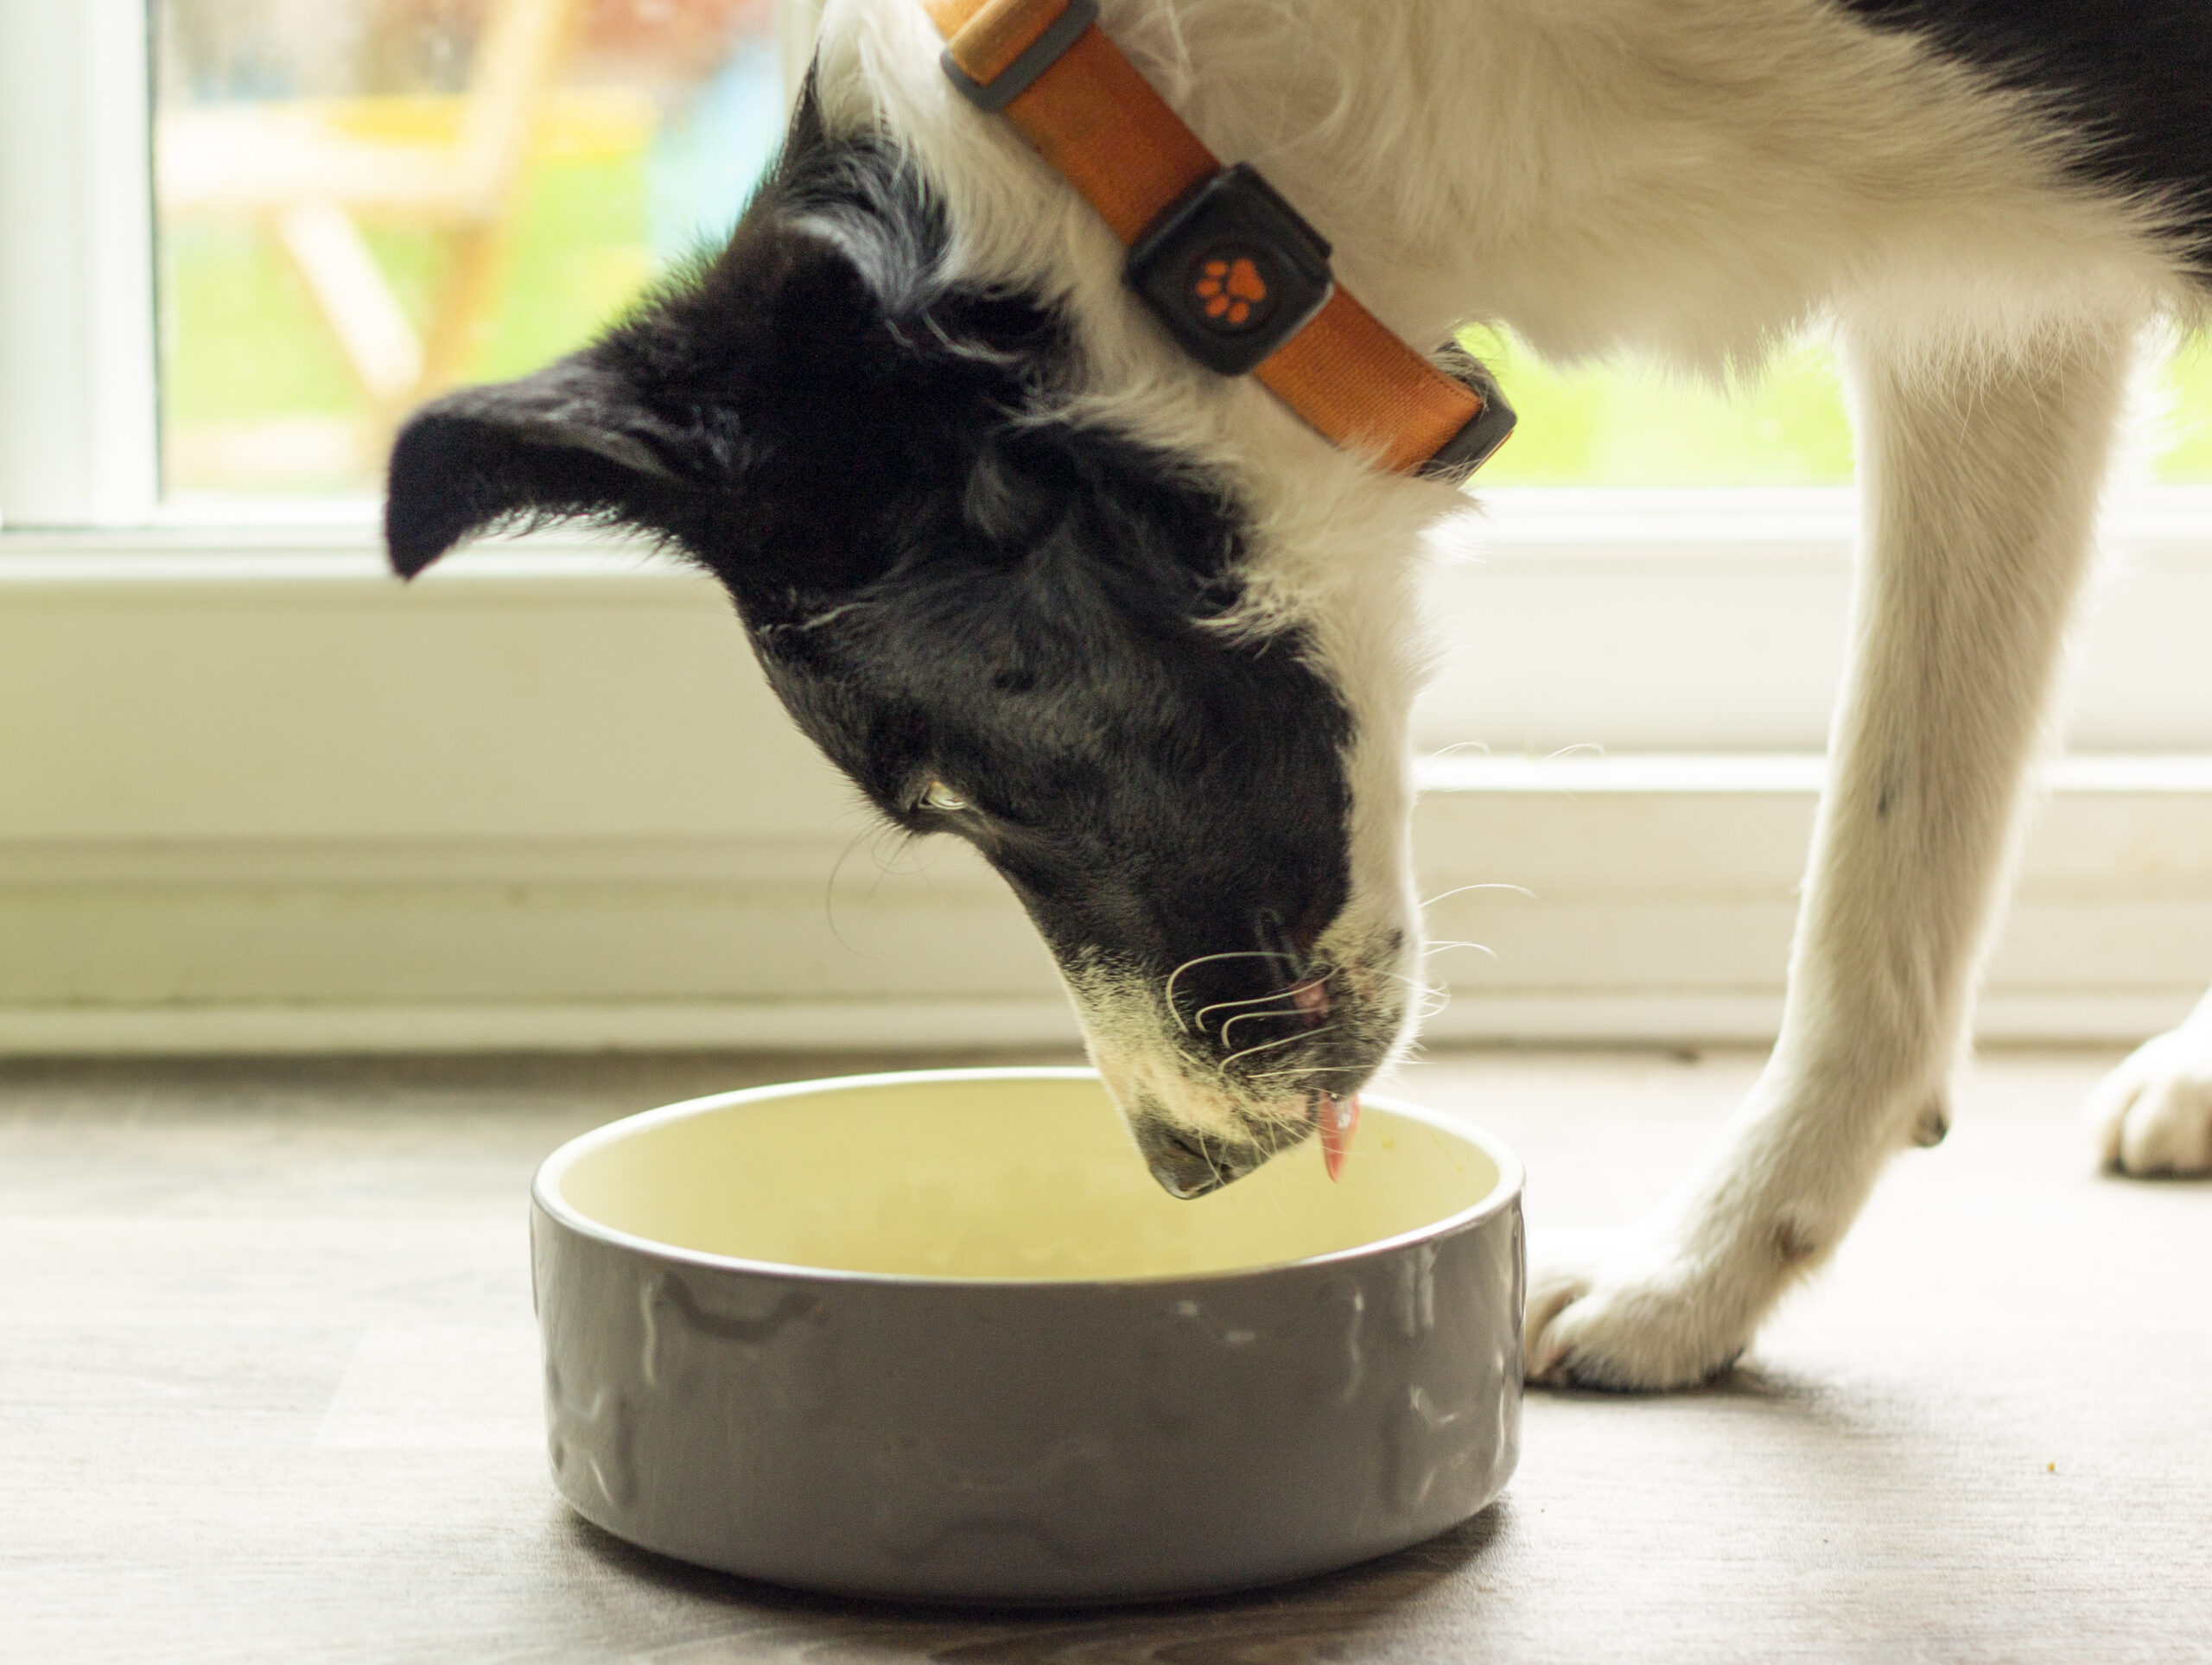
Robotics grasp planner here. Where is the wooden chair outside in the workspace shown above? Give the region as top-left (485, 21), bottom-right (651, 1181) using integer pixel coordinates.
top-left (158, 0), bottom-right (583, 428)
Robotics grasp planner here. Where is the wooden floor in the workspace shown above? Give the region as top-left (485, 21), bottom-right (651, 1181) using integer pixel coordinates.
top-left (5, 1046), bottom-right (2209, 1663)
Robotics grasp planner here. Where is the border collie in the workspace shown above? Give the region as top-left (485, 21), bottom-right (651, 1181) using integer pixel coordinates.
top-left (385, 0), bottom-right (2212, 1389)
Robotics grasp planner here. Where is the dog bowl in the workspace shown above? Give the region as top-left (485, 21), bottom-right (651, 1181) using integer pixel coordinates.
top-left (531, 1067), bottom-right (1523, 1604)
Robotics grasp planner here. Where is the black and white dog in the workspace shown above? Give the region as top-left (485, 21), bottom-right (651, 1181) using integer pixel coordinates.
top-left (385, 0), bottom-right (2212, 1389)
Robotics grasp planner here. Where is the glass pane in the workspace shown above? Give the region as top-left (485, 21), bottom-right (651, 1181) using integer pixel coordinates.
top-left (2157, 333), bottom-right (2212, 482)
top-left (154, 0), bottom-right (783, 498)
top-left (151, 1), bottom-right (2211, 498)
top-left (1468, 328), bottom-right (2212, 487)
top-left (1466, 334), bottom-right (1854, 488)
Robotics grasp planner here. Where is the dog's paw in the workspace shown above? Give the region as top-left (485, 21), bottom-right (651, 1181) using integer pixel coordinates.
top-left (2086, 1020), bottom-right (2212, 1177)
top-left (1524, 1234), bottom-right (1753, 1392)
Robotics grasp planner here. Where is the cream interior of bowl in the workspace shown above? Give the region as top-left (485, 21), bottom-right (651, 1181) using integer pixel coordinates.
top-left (553, 1074), bottom-right (1501, 1281)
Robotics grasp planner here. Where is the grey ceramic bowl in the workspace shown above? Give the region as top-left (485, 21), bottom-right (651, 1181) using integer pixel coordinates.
top-left (530, 1066), bottom-right (1523, 1605)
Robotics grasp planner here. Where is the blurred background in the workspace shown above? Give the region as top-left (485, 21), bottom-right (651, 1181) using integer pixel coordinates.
top-left (149, 0), bottom-right (2212, 503)
top-left (156, 0), bottom-right (785, 496)
top-left (2, 0), bottom-right (2205, 1058)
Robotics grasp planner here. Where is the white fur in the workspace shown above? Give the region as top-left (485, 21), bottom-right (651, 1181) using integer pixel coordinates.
top-left (810, 0), bottom-right (2204, 1385)
top-left (1534, 319), bottom-right (2140, 1383)
top-left (2088, 989), bottom-right (2212, 1176)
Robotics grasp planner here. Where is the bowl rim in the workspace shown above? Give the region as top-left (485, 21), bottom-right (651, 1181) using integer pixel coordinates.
top-left (531, 1066), bottom-right (1524, 1290)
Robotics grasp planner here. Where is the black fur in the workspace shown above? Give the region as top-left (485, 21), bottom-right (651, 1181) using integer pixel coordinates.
top-left (1835, 0), bottom-right (2212, 270)
top-left (384, 86), bottom-right (1362, 1105)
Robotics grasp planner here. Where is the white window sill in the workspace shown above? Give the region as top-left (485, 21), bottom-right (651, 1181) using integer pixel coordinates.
top-left (8, 485), bottom-right (2212, 754)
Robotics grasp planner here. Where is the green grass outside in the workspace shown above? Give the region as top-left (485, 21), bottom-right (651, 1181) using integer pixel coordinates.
top-left (159, 149), bottom-right (2212, 493)
top-left (1468, 328), bottom-right (2212, 487)
top-left (159, 152), bottom-right (656, 474)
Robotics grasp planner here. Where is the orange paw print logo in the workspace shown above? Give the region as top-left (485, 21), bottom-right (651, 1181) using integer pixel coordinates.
top-left (1192, 254), bottom-right (1268, 327)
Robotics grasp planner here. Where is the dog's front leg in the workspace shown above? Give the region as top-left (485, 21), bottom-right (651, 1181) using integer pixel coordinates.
top-left (1525, 318), bottom-right (2138, 1390)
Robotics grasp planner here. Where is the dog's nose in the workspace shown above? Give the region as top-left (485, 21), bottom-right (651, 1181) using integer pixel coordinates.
top-left (1133, 1120), bottom-right (1265, 1199)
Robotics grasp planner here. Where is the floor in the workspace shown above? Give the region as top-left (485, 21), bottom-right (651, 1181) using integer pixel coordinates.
top-left (4, 1046), bottom-right (2209, 1663)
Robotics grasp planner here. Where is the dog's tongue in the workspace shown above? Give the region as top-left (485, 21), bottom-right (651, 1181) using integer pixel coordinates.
top-left (1319, 1093), bottom-right (1361, 1181)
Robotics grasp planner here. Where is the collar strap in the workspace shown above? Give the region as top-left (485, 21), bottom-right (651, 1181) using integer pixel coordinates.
top-left (923, 0), bottom-right (1514, 481)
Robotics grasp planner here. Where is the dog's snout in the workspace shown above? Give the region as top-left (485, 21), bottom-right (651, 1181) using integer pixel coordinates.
top-left (1118, 916), bottom-right (1406, 1197)
top-left (1133, 1120), bottom-right (1266, 1199)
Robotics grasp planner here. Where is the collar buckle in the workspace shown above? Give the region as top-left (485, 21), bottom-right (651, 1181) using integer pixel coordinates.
top-left (1421, 346), bottom-right (1518, 482)
top-left (939, 0), bottom-right (1098, 111)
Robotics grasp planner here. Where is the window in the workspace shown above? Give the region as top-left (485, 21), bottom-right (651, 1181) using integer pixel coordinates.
top-left (3, 0), bottom-right (2207, 1051)
top-left (4, 0), bottom-right (2206, 518)
top-left (0, 0), bottom-right (811, 524)
top-left (155, 0), bottom-right (787, 499)
top-left (140, 2), bottom-right (2212, 498)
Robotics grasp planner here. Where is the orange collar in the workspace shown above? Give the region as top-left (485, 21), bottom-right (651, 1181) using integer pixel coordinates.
top-left (922, 0), bottom-right (1513, 481)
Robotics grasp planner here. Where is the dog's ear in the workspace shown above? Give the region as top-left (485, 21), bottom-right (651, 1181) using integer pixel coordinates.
top-left (382, 100), bottom-right (1022, 593)
top-left (383, 352), bottom-right (695, 579)
top-left (381, 219), bottom-right (925, 583)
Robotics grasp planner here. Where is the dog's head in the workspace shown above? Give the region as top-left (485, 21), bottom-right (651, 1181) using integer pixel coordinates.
top-left (385, 84), bottom-right (1454, 1195)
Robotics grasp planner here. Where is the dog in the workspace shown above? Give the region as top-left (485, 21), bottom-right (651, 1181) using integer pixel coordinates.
top-left (383, 0), bottom-right (2212, 1389)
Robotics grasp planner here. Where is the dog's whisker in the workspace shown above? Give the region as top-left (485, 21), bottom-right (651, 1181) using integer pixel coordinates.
top-left (1190, 1128), bottom-right (1228, 1192)
top-left (1163, 950), bottom-right (1301, 1033)
top-left (1222, 1023), bottom-right (1344, 1070)
top-left (1423, 939), bottom-right (1503, 964)
top-left (1369, 969), bottom-right (1453, 1018)
top-left (1421, 881), bottom-right (1537, 907)
top-left (1371, 969), bottom-right (1448, 995)
top-left (1221, 999), bottom-right (1300, 1039)
top-left (1241, 1063), bottom-right (1357, 1081)
top-left (1192, 974), bottom-right (1332, 1033)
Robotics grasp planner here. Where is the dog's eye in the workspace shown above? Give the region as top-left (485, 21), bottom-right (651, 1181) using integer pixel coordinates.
top-left (922, 780), bottom-right (970, 813)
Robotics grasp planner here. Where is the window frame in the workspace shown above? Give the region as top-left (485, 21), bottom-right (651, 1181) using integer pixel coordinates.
top-left (0, 0), bottom-right (158, 528)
